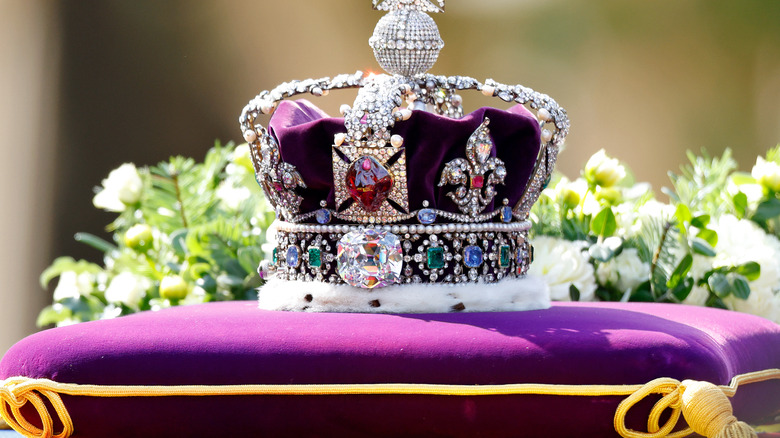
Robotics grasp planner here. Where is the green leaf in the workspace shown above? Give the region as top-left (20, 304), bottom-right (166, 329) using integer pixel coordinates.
top-left (736, 262), bottom-right (761, 281)
top-left (40, 257), bottom-right (103, 288)
top-left (674, 204), bottom-right (692, 225)
top-left (671, 277), bottom-right (694, 302)
top-left (690, 215), bottom-right (710, 229)
top-left (692, 238), bottom-right (717, 257)
top-left (36, 305), bottom-right (73, 327)
top-left (667, 254), bottom-right (692, 289)
top-left (590, 207), bottom-right (617, 238)
top-left (730, 172), bottom-right (756, 186)
top-left (753, 198), bottom-right (780, 222)
top-left (170, 229), bottom-right (189, 258)
top-left (733, 192), bottom-right (748, 219)
top-left (237, 247), bottom-right (263, 277)
top-left (708, 273), bottom-right (730, 298)
top-left (569, 284), bottom-right (581, 302)
top-left (74, 232), bottom-right (117, 254)
top-left (728, 273), bottom-right (750, 300)
top-left (696, 229), bottom-right (718, 247)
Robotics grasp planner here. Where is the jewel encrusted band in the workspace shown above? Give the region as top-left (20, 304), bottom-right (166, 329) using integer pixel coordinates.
top-left (263, 221), bottom-right (533, 288)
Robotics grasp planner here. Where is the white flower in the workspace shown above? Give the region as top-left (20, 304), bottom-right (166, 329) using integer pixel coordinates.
top-left (683, 215), bottom-right (780, 323)
top-left (53, 271), bottom-right (94, 301)
top-left (216, 183), bottom-right (251, 210)
top-left (104, 272), bottom-right (152, 308)
top-left (528, 236), bottom-right (597, 301)
top-left (93, 163), bottom-right (143, 212)
top-left (596, 248), bottom-right (650, 294)
top-left (584, 149), bottom-right (626, 188)
top-left (752, 156), bottom-right (780, 193)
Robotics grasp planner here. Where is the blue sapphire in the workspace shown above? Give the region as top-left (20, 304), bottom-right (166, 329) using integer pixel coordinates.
top-left (286, 246), bottom-right (300, 267)
top-left (315, 209), bottom-right (331, 224)
top-left (417, 208), bottom-right (437, 224)
top-left (464, 245), bottom-right (483, 268)
top-left (501, 206), bottom-right (513, 223)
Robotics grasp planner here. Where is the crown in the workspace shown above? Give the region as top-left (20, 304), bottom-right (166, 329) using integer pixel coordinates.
top-left (239, 0), bottom-right (569, 313)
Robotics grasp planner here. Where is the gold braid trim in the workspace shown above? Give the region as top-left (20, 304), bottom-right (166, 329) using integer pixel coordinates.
top-left (1, 369), bottom-right (778, 438)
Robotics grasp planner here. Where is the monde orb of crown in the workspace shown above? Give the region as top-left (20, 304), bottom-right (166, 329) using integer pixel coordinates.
top-left (369, 4), bottom-right (444, 76)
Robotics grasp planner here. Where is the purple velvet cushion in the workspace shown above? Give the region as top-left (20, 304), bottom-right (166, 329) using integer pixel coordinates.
top-left (2, 302), bottom-right (779, 438)
top-left (267, 99), bottom-right (541, 217)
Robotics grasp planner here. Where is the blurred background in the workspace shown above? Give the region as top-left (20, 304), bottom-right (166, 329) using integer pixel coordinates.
top-left (1, 0), bottom-right (779, 357)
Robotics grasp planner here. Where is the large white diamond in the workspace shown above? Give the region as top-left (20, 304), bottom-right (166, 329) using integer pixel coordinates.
top-left (337, 229), bottom-right (403, 289)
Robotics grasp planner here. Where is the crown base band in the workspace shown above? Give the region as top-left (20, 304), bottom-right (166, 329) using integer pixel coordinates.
top-left (265, 222), bottom-right (534, 288)
top-left (258, 275), bottom-right (550, 313)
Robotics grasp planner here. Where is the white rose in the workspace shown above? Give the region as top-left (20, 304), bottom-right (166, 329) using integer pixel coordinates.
top-left (596, 248), bottom-right (649, 293)
top-left (104, 272), bottom-right (152, 308)
top-left (751, 156), bottom-right (780, 193)
top-left (584, 149), bottom-right (626, 188)
top-left (528, 236), bottom-right (597, 301)
top-left (93, 163), bottom-right (143, 212)
top-left (53, 271), bottom-right (94, 301)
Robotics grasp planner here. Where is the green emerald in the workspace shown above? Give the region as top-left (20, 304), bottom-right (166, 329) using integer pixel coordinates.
top-left (272, 248), bottom-right (278, 265)
top-left (499, 245), bottom-right (511, 268)
top-left (427, 247), bottom-right (445, 269)
top-left (308, 247), bottom-right (322, 268)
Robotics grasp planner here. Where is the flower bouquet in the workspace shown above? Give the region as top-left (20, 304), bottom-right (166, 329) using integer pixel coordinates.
top-left (38, 143), bottom-right (780, 326)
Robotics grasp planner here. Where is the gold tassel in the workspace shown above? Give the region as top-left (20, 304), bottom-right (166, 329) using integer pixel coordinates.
top-left (680, 380), bottom-right (757, 438)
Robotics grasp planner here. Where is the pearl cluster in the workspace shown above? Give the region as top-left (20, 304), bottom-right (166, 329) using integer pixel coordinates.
top-left (275, 221), bottom-right (531, 235)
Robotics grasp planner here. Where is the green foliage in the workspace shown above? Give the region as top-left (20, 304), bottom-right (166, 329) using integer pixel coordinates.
top-left (39, 142), bottom-right (274, 327)
top-left (530, 147), bottom-right (777, 313)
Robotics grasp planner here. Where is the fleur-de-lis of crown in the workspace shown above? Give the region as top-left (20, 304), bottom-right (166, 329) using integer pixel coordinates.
top-left (438, 118), bottom-right (506, 217)
top-left (249, 129), bottom-right (306, 219)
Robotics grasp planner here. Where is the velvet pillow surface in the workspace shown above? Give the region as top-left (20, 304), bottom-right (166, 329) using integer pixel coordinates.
top-left (1, 301), bottom-right (779, 438)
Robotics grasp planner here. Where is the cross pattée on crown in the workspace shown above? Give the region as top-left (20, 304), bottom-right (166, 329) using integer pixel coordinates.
top-left (372, 0), bottom-right (445, 13)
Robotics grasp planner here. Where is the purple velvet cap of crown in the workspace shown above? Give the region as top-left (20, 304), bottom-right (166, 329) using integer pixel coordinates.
top-left (2, 302), bottom-right (779, 438)
top-left (267, 99), bottom-right (541, 219)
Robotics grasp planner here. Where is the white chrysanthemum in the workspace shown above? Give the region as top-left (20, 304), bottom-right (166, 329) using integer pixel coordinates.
top-left (528, 236), bottom-right (597, 301)
top-left (596, 248), bottom-right (650, 294)
top-left (53, 271), bottom-right (94, 301)
top-left (104, 272), bottom-right (152, 308)
top-left (93, 163), bottom-right (143, 212)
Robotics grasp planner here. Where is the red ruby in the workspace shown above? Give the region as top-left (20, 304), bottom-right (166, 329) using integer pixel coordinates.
top-left (472, 175), bottom-right (484, 188)
top-left (346, 156), bottom-right (393, 212)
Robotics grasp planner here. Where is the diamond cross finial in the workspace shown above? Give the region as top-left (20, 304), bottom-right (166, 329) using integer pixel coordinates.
top-left (372, 0), bottom-right (445, 13)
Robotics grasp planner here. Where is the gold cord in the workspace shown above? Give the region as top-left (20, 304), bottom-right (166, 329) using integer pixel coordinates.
top-left (1, 369), bottom-right (778, 438)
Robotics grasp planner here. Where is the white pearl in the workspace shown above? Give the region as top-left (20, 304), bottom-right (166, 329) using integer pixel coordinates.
top-left (400, 109), bottom-right (413, 121)
top-left (243, 130), bottom-right (257, 143)
top-left (334, 133), bottom-right (347, 146)
top-left (340, 104), bottom-right (351, 115)
top-left (425, 226), bottom-right (433, 234)
top-left (541, 129), bottom-right (553, 143)
top-left (448, 224), bottom-right (456, 232)
top-left (391, 225), bottom-right (400, 233)
top-left (259, 100), bottom-right (275, 114)
top-left (537, 108), bottom-right (551, 122)
top-left (481, 85), bottom-right (495, 97)
top-left (390, 135), bottom-right (404, 148)
top-left (400, 225), bottom-right (409, 234)
top-left (433, 225), bottom-right (442, 234)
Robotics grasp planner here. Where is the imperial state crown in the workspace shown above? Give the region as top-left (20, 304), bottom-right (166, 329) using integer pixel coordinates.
top-left (239, 0), bottom-right (570, 312)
